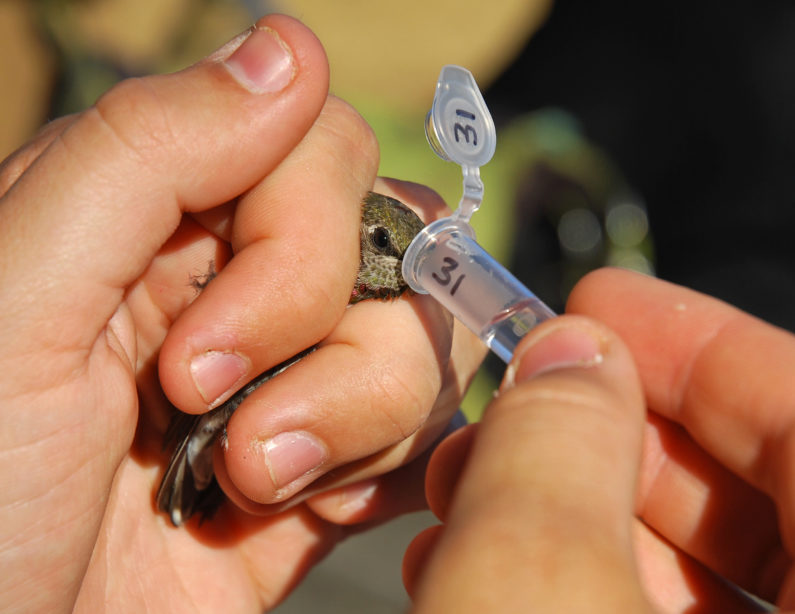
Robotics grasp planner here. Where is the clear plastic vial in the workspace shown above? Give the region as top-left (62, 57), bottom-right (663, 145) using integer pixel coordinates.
top-left (402, 65), bottom-right (557, 363)
top-left (403, 218), bottom-right (555, 364)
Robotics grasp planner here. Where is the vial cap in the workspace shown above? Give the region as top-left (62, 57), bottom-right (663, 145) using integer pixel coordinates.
top-left (425, 65), bottom-right (496, 168)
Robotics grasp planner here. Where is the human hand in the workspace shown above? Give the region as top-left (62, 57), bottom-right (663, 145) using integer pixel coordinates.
top-left (405, 268), bottom-right (792, 612)
top-left (0, 14), bottom-right (483, 613)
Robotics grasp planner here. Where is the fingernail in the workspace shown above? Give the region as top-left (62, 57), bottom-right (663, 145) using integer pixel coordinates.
top-left (223, 26), bottom-right (296, 93)
top-left (261, 431), bottom-right (328, 491)
top-left (337, 479), bottom-right (379, 515)
top-left (190, 350), bottom-right (249, 406)
top-left (503, 324), bottom-right (605, 390)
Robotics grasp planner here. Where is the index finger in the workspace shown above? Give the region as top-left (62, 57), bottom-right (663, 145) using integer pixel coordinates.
top-left (567, 268), bottom-right (795, 521)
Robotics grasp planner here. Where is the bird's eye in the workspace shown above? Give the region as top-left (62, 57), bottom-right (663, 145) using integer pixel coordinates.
top-left (371, 227), bottom-right (390, 249)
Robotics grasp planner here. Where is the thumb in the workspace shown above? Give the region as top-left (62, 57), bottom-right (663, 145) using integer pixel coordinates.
top-left (411, 316), bottom-right (653, 613)
top-left (0, 14), bottom-right (328, 353)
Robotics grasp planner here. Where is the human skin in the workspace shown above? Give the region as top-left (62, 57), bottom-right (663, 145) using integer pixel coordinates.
top-left (0, 14), bottom-right (484, 613)
top-left (405, 268), bottom-right (793, 613)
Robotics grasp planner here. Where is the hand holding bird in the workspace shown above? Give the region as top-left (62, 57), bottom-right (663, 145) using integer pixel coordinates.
top-left (157, 193), bottom-right (426, 525)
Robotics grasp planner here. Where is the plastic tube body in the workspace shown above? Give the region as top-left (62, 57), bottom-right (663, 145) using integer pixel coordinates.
top-left (403, 218), bottom-right (556, 363)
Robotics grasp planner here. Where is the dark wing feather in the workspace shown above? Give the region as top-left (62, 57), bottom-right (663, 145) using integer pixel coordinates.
top-left (156, 346), bottom-right (317, 526)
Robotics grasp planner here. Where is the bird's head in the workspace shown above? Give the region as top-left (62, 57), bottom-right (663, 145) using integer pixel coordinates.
top-left (351, 192), bottom-right (426, 303)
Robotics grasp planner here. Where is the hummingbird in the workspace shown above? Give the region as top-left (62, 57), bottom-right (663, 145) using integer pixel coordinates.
top-left (156, 192), bottom-right (426, 526)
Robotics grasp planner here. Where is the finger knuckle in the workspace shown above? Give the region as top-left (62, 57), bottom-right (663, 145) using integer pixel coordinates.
top-left (91, 76), bottom-right (177, 168)
top-left (315, 96), bottom-right (380, 171)
top-left (367, 357), bottom-right (436, 440)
